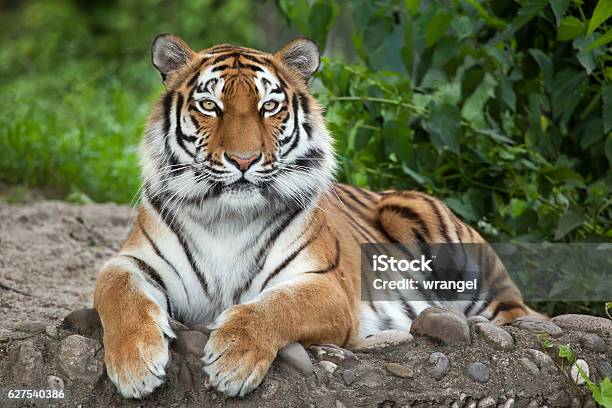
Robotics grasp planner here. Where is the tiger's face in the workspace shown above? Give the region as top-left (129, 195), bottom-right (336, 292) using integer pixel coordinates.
top-left (142, 34), bottom-right (335, 214)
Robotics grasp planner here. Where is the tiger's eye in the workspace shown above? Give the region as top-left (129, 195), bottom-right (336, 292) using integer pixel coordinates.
top-left (200, 100), bottom-right (217, 111)
top-left (262, 101), bottom-right (278, 111)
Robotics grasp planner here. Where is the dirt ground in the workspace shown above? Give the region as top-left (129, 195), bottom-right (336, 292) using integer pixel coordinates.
top-left (0, 200), bottom-right (610, 407)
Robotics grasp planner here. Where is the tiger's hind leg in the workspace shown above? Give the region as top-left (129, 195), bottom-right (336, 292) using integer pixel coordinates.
top-left (376, 190), bottom-right (538, 325)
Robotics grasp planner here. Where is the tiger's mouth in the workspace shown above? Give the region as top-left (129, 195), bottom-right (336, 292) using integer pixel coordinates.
top-left (224, 177), bottom-right (259, 193)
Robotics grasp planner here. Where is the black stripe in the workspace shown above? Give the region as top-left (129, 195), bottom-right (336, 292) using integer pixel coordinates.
top-left (422, 196), bottom-right (451, 243)
top-left (336, 184), bottom-right (372, 210)
top-left (260, 222), bottom-right (324, 290)
top-left (297, 91), bottom-right (310, 114)
top-left (309, 237), bottom-right (340, 274)
top-left (145, 191), bottom-right (209, 297)
top-left (282, 93), bottom-right (301, 158)
top-left (122, 255), bottom-right (172, 317)
top-left (174, 94), bottom-right (197, 159)
top-left (379, 204), bottom-right (431, 240)
top-left (162, 91), bottom-right (174, 135)
top-left (139, 223), bottom-right (190, 308)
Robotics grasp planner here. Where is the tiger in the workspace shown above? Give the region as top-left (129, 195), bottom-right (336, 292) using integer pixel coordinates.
top-left (93, 34), bottom-right (536, 399)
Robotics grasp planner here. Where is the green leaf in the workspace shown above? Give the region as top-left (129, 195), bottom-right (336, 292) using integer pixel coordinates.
top-left (554, 209), bottom-right (585, 239)
top-left (425, 12), bottom-right (452, 47)
top-left (558, 344), bottom-right (576, 363)
top-left (424, 103), bottom-right (461, 153)
top-left (557, 16), bottom-right (585, 40)
top-left (461, 73), bottom-right (498, 129)
top-left (451, 15), bottom-right (473, 39)
top-left (491, 0), bottom-right (548, 44)
top-left (404, 0), bottom-right (420, 15)
top-left (308, 0), bottom-right (338, 51)
top-left (550, 0), bottom-right (570, 26)
top-left (603, 83), bottom-right (612, 133)
top-left (552, 69), bottom-right (588, 126)
top-left (529, 49), bottom-right (554, 92)
top-left (462, 0), bottom-right (506, 28)
top-left (587, 0), bottom-right (612, 35)
top-left (587, 27), bottom-right (612, 50)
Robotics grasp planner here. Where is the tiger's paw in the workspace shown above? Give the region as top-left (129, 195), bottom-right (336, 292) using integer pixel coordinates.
top-left (103, 317), bottom-right (173, 399)
top-left (203, 305), bottom-right (277, 397)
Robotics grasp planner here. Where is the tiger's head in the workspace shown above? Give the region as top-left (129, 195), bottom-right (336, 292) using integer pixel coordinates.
top-left (142, 34), bottom-right (335, 216)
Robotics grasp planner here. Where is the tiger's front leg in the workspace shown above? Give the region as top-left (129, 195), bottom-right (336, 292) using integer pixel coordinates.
top-left (203, 273), bottom-right (357, 397)
top-left (94, 258), bottom-right (174, 398)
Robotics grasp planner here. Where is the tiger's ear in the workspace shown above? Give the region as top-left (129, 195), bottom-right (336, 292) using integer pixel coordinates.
top-left (275, 38), bottom-right (320, 82)
top-left (151, 33), bottom-right (194, 82)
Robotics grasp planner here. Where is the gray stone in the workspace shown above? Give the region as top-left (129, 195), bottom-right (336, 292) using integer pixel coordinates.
top-left (45, 325), bottom-right (59, 339)
top-left (342, 369), bottom-right (356, 386)
top-left (523, 349), bottom-right (555, 371)
top-left (477, 396), bottom-right (496, 407)
top-left (317, 360), bottom-right (337, 373)
top-left (513, 316), bottom-right (562, 337)
top-left (277, 342), bottom-right (314, 375)
top-left (171, 330), bottom-right (207, 357)
top-left (579, 333), bottom-right (606, 353)
top-left (310, 344), bottom-right (357, 364)
top-left (168, 318), bottom-right (190, 332)
top-left (551, 314), bottom-right (612, 335)
top-left (475, 323), bottom-right (514, 351)
top-left (336, 400), bottom-right (347, 408)
top-left (518, 357), bottom-right (539, 376)
top-left (428, 352), bottom-right (450, 379)
top-left (12, 340), bottom-right (44, 384)
top-left (61, 308), bottom-right (102, 336)
top-left (354, 330), bottom-right (413, 351)
top-left (468, 315), bottom-right (490, 325)
top-left (465, 399), bottom-right (477, 408)
top-left (56, 335), bottom-right (104, 383)
top-left (598, 361), bottom-right (612, 379)
top-left (15, 322), bottom-right (46, 334)
top-left (570, 359), bottom-right (589, 385)
top-left (385, 362), bottom-right (414, 379)
top-left (410, 307), bottom-right (470, 345)
top-left (498, 397), bottom-right (515, 408)
top-left (47, 375), bottom-right (65, 390)
top-left (190, 321), bottom-right (212, 335)
top-left (466, 362), bottom-right (490, 383)
top-left (177, 362), bottom-right (193, 388)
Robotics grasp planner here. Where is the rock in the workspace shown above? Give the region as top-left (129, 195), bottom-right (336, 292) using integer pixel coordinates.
top-left (317, 360), bottom-right (337, 374)
top-left (354, 330), bottom-right (413, 351)
top-left (468, 315), bottom-right (489, 324)
top-left (466, 362), bottom-right (490, 383)
top-left (336, 400), bottom-right (347, 408)
top-left (475, 323), bottom-right (514, 351)
top-left (410, 307), bottom-right (470, 345)
top-left (428, 352), bottom-right (450, 379)
top-left (47, 375), bottom-right (65, 390)
top-left (177, 362), bottom-right (193, 388)
top-left (45, 325), bottom-right (60, 339)
top-left (579, 333), bottom-right (606, 353)
top-left (310, 344), bottom-right (357, 364)
top-left (477, 396), bottom-right (496, 407)
top-left (171, 330), bottom-right (207, 357)
top-left (190, 321), bottom-right (212, 335)
top-left (570, 359), bottom-right (589, 385)
top-left (551, 314), bottom-right (612, 335)
top-left (12, 340), bottom-right (44, 384)
top-left (465, 399), bottom-right (477, 408)
top-left (15, 322), bottom-right (46, 334)
top-left (56, 335), bottom-right (104, 383)
top-left (498, 398), bottom-right (515, 408)
top-left (342, 369), bottom-right (356, 385)
top-left (513, 316), bottom-right (562, 337)
top-left (385, 362), bottom-right (414, 379)
top-left (518, 357), bottom-right (539, 376)
top-left (526, 401), bottom-right (539, 408)
top-left (61, 308), bottom-right (102, 336)
top-left (277, 343), bottom-right (313, 375)
top-left (523, 349), bottom-right (555, 370)
top-left (168, 318), bottom-right (190, 333)
top-left (598, 361), bottom-right (612, 379)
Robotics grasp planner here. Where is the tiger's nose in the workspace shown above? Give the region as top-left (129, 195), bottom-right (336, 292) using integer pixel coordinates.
top-left (224, 152), bottom-right (261, 172)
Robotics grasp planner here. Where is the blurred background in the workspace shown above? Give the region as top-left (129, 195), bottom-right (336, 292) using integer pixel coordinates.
top-left (0, 0), bottom-right (610, 316)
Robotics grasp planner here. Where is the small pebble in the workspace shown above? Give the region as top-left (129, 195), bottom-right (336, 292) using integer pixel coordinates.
top-left (310, 344), bottom-right (357, 364)
top-left (466, 362), bottom-right (490, 383)
top-left (475, 323), bottom-right (514, 351)
top-left (277, 343), bottom-right (313, 375)
top-left (354, 330), bottom-right (413, 351)
top-left (342, 369), bottom-right (356, 386)
top-left (410, 307), bottom-right (471, 345)
top-left (15, 322), bottom-right (46, 334)
top-left (428, 352), bottom-right (450, 379)
top-left (190, 321), bottom-right (212, 335)
top-left (336, 401), bottom-right (346, 408)
top-left (580, 333), bottom-right (606, 353)
top-left (598, 361), bottom-right (612, 379)
top-left (570, 359), bottom-right (589, 385)
top-left (513, 316), bottom-right (562, 337)
top-left (518, 357), bottom-right (539, 376)
top-left (498, 398), bottom-right (515, 408)
top-left (523, 349), bottom-right (555, 370)
top-left (171, 331), bottom-right (207, 357)
top-left (464, 399), bottom-right (477, 408)
top-left (61, 308), bottom-right (102, 336)
top-left (385, 362), bottom-right (414, 379)
top-left (45, 325), bottom-right (59, 339)
top-left (477, 396), bottom-right (496, 407)
top-left (317, 360), bottom-right (337, 374)
top-left (47, 375), bottom-right (64, 390)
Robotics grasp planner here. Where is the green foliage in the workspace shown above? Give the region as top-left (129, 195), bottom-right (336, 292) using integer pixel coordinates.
top-left (279, 0), bottom-right (611, 316)
top-left (0, 0), bottom-right (265, 203)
